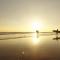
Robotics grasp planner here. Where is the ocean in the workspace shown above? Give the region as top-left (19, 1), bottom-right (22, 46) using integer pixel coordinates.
top-left (0, 32), bottom-right (60, 60)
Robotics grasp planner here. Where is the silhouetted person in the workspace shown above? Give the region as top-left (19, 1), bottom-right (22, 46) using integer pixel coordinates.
top-left (36, 30), bottom-right (39, 38)
top-left (56, 29), bottom-right (58, 35)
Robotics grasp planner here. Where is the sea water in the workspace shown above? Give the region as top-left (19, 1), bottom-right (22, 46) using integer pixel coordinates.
top-left (0, 32), bottom-right (60, 60)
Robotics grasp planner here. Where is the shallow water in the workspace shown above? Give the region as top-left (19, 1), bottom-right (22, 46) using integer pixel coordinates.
top-left (0, 32), bottom-right (60, 60)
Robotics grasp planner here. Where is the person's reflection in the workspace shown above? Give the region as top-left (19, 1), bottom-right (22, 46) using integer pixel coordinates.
top-left (53, 36), bottom-right (60, 40)
top-left (32, 31), bottom-right (40, 45)
top-left (53, 35), bottom-right (60, 48)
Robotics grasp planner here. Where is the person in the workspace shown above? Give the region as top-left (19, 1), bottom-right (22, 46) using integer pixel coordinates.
top-left (56, 29), bottom-right (58, 36)
top-left (36, 30), bottom-right (39, 38)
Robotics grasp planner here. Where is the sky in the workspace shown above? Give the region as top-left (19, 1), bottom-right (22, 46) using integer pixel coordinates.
top-left (0, 0), bottom-right (60, 32)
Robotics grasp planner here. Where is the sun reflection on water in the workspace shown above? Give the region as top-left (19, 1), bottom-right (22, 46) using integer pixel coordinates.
top-left (32, 33), bottom-right (40, 45)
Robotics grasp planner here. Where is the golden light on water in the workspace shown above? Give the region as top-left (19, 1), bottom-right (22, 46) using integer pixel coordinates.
top-left (32, 33), bottom-right (39, 45)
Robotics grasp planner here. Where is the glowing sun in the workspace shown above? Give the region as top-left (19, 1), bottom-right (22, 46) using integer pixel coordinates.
top-left (32, 21), bottom-right (43, 32)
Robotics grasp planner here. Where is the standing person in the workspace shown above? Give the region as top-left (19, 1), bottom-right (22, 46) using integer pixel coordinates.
top-left (36, 30), bottom-right (39, 38)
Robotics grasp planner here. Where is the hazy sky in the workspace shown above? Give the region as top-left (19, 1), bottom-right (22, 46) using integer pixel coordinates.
top-left (0, 0), bottom-right (60, 32)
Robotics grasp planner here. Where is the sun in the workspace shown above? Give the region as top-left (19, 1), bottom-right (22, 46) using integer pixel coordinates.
top-left (32, 21), bottom-right (43, 32)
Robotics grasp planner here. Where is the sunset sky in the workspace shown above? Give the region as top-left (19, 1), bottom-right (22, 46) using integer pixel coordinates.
top-left (0, 0), bottom-right (60, 32)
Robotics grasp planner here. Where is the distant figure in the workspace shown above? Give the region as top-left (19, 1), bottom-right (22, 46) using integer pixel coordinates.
top-left (53, 29), bottom-right (59, 36)
top-left (55, 29), bottom-right (58, 36)
top-left (36, 30), bottom-right (39, 38)
top-left (56, 29), bottom-right (58, 34)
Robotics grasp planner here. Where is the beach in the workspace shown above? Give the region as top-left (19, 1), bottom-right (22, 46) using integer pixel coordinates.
top-left (0, 32), bottom-right (60, 60)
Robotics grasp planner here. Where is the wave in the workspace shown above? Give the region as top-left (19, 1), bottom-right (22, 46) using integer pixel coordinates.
top-left (0, 36), bottom-right (31, 40)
